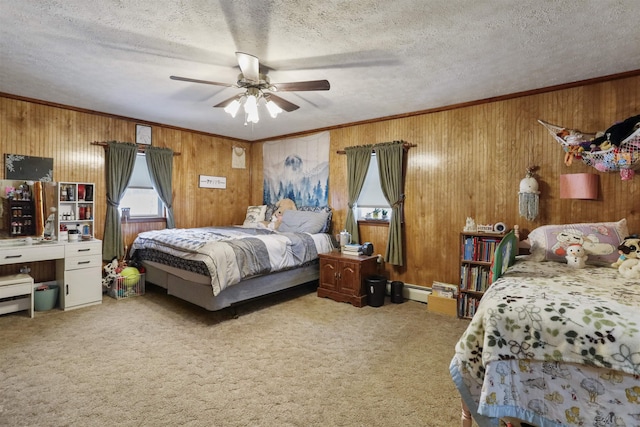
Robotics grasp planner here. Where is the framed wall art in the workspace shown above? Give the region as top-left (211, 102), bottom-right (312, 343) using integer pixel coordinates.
top-left (136, 124), bottom-right (152, 145)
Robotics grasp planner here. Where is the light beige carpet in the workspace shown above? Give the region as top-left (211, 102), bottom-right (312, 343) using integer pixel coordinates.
top-left (0, 283), bottom-right (471, 426)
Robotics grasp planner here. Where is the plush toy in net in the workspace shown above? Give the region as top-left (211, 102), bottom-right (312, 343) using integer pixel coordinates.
top-left (120, 266), bottom-right (140, 287)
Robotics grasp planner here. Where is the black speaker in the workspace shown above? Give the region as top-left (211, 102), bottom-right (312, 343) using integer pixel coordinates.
top-left (360, 242), bottom-right (374, 256)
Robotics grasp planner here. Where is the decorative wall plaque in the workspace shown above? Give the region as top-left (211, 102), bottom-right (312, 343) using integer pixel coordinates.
top-left (5, 154), bottom-right (54, 181)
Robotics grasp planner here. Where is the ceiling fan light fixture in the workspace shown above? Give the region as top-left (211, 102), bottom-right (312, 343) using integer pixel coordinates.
top-left (172, 51), bottom-right (330, 124)
top-left (266, 99), bottom-right (283, 118)
top-left (244, 94), bottom-right (259, 123)
top-left (223, 99), bottom-right (241, 118)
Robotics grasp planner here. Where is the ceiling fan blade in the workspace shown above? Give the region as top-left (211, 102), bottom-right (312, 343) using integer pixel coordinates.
top-left (266, 94), bottom-right (299, 112)
top-left (170, 75), bottom-right (235, 88)
top-left (236, 52), bottom-right (260, 83)
top-left (271, 80), bottom-right (330, 92)
top-left (213, 95), bottom-right (241, 108)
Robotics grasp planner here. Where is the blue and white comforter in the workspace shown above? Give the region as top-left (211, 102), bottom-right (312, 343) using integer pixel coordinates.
top-left (130, 226), bottom-right (334, 295)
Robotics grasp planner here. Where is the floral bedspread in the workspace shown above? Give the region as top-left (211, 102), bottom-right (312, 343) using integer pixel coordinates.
top-left (451, 260), bottom-right (640, 426)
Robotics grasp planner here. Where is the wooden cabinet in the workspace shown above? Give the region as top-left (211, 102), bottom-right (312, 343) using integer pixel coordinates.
top-left (56, 239), bottom-right (102, 310)
top-left (56, 182), bottom-right (95, 241)
top-left (458, 232), bottom-right (504, 319)
top-left (317, 251), bottom-right (378, 307)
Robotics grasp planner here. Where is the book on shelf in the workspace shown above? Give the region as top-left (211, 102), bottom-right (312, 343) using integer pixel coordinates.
top-left (462, 236), bottom-right (501, 262)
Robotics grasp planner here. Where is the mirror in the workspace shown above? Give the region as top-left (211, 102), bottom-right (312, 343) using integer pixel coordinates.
top-left (0, 180), bottom-right (57, 239)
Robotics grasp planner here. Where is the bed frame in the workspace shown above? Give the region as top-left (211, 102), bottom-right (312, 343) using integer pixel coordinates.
top-left (142, 259), bottom-right (320, 311)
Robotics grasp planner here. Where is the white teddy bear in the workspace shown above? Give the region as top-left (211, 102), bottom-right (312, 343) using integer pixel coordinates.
top-left (566, 244), bottom-right (588, 269)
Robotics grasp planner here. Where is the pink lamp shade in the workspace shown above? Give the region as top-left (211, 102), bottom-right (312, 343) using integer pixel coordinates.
top-left (559, 173), bottom-right (599, 199)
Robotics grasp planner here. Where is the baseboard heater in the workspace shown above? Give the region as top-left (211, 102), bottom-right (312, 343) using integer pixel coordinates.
top-left (384, 282), bottom-right (431, 303)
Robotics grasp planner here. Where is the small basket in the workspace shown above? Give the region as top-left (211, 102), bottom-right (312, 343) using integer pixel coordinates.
top-left (107, 273), bottom-right (145, 300)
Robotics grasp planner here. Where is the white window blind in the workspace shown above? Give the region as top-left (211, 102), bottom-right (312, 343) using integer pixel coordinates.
top-left (128, 154), bottom-right (153, 188)
top-left (120, 154), bottom-right (163, 217)
top-left (357, 154), bottom-right (390, 208)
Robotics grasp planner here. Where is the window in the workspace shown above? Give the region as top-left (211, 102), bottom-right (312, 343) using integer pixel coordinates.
top-left (120, 154), bottom-right (163, 218)
top-left (356, 153), bottom-right (391, 220)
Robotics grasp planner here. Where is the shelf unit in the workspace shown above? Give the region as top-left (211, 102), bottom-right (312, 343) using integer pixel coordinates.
top-left (458, 231), bottom-right (504, 319)
top-left (56, 182), bottom-right (95, 241)
top-left (7, 198), bottom-right (36, 237)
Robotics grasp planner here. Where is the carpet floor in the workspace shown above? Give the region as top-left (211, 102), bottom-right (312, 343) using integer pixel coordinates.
top-left (0, 283), bottom-right (471, 426)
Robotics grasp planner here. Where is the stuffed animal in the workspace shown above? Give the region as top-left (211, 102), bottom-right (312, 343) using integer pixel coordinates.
top-left (259, 198), bottom-right (297, 230)
top-left (591, 115), bottom-right (640, 148)
top-left (102, 257), bottom-right (119, 289)
top-left (566, 244), bottom-right (587, 268)
top-left (614, 236), bottom-right (640, 279)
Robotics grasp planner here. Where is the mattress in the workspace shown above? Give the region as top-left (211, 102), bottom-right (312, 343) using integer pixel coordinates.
top-left (130, 226), bottom-right (334, 295)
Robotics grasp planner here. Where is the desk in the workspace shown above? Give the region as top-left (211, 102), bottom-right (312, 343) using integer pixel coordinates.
top-left (0, 239), bottom-right (102, 311)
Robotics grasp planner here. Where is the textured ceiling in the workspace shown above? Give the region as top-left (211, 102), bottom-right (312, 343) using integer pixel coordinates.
top-left (1, 1), bottom-right (639, 141)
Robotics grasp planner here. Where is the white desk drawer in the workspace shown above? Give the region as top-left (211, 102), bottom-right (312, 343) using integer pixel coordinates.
top-left (65, 240), bottom-right (101, 257)
top-left (0, 245), bottom-right (65, 265)
top-left (64, 254), bottom-right (102, 271)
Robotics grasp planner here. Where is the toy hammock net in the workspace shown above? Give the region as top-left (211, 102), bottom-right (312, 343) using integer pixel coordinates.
top-left (538, 119), bottom-right (640, 180)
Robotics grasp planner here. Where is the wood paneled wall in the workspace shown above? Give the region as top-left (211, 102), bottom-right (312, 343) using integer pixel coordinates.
top-left (252, 75), bottom-right (640, 288)
top-left (3, 73), bottom-right (640, 289)
top-left (0, 96), bottom-right (252, 279)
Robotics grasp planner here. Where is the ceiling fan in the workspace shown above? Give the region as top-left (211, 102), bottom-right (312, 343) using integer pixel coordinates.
top-left (170, 52), bottom-right (330, 122)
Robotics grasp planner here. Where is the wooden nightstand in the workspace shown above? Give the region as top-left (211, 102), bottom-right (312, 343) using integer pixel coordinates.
top-left (317, 251), bottom-right (378, 307)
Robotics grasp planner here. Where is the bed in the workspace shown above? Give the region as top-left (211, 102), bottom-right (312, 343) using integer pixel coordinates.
top-left (450, 220), bottom-right (640, 427)
top-left (129, 205), bottom-right (335, 311)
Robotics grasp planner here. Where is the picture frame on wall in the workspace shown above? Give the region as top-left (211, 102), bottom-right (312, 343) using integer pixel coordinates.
top-left (136, 124), bottom-right (152, 145)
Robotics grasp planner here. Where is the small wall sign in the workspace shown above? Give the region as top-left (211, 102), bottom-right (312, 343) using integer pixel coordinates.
top-left (199, 175), bottom-right (226, 189)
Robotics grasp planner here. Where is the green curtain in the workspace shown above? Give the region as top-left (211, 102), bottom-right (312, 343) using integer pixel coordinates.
top-left (345, 145), bottom-right (372, 244)
top-left (375, 141), bottom-right (405, 266)
top-left (145, 146), bottom-right (175, 228)
top-left (102, 142), bottom-right (137, 261)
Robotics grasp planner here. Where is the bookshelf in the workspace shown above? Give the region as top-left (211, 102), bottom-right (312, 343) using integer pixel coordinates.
top-left (56, 182), bottom-right (95, 241)
top-left (458, 231), bottom-right (505, 319)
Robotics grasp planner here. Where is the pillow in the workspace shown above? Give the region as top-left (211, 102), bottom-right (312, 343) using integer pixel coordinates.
top-left (297, 206), bottom-right (333, 233)
top-left (277, 210), bottom-right (330, 234)
top-left (242, 205), bottom-right (267, 228)
top-left (264, 204), bottom-right (278, 222)
top-left (265, 204), bottom-right (332, 232)
top-left (527, 219), bottom-right (628, 265)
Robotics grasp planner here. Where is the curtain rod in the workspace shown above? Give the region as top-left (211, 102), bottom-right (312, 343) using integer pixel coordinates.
top-left (336, 142), bottom-right (416, 154)
top-left (90, 141), bottom-right (181, 156)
